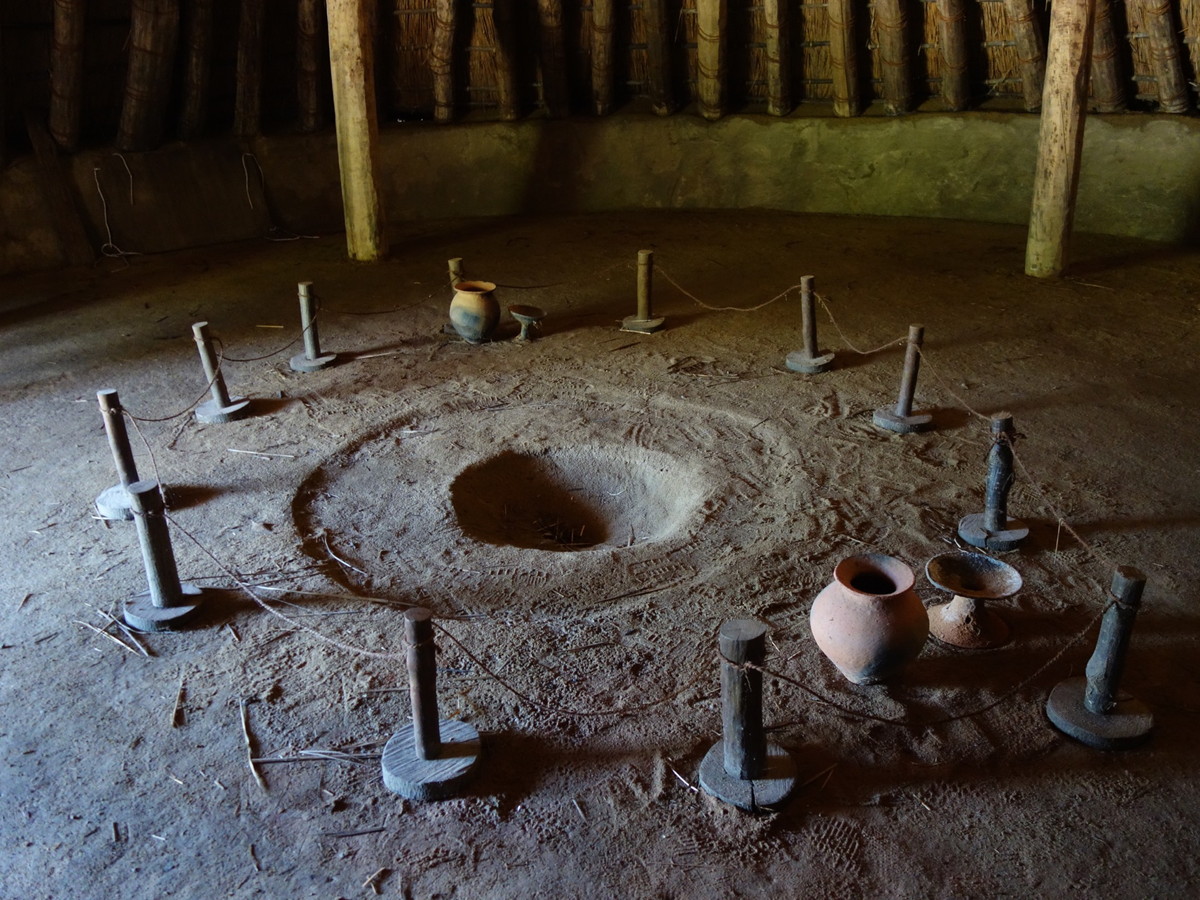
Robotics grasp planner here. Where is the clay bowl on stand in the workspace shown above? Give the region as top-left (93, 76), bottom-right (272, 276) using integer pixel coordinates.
top-left (924, 551), bottom-right (1022, 650)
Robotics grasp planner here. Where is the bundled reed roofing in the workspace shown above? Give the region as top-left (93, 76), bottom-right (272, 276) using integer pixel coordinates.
top-left (3, 0), bottom-right (1200, 157)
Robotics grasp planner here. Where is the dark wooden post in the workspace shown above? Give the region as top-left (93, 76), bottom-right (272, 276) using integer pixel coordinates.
top-left (1090, 0), bottom-right (1125, 113)
top-left (696, 0), bottom-right (726, 121)
top-left (763, 0), bottom-right (791, 116)
top-left (327, 0), bottom-right (386, 261)
top-left (827, 0), bottom-right (860, 117)
top-left (935, 0), bottom-right (969, 111)
top-left (297, 0), bottom-right (326, 132)
top-left (233, 0), bottom-right (266, 138)
top-left (1003, 0), bottom-right (1045, 112)
top-left (116, 0), bottom-right (181, 152)
top-left (179, 0), bottom-right (214, 140)
top-left (1084, 568), bottom-right (1145, 714)
top-left (50, 0), bottom-right (88, 152)
top-left (1025, 0), bottom-right (1096, 278)
top-left (643, 0), bottom-right (674, 115)
top-left (875, 0), bottom-right (911, 114)
top-left (493, 0), bottom-right (520, 121)
top-left (431, 0), bottom-right (456, 124)
top-left (1138, 0), bottom-right (1189, 113)
top-left (719, 620), bottom-right (767, 780)
top-left (536, 0), bottom-right (569, 117)
top-left (591, 0), bottom-right (615, 115)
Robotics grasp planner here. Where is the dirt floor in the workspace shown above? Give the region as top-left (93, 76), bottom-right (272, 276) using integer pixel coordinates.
top-left (1, 210), bottom-right (1198, 899)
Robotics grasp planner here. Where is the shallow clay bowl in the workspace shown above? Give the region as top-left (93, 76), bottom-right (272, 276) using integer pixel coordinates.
top-left (925, 551), bottom-right (1022, 600)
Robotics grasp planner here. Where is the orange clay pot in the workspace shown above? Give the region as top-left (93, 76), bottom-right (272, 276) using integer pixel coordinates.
top-left (809, 553), bottom-right (929, 685)
top-left (449, 281), bottom-right (500, 344)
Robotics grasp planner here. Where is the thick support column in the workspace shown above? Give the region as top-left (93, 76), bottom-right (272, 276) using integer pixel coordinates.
top-left (116, 0), bottom-right (181, 152)
top-left (827, 0), bottom-right (860, 117)
top-left (327, 0), bottom-right (386, 261)
top-left (493, 0), bottom-right (520, 121)
top-left (536, 0), bottom-right (569, 117)
top-left (591, 0), bottom-right (615, 115)
top-left (1138, 0), bottom-right (1189, 113)
top-left (1025, 0), bottom-right (1096, 278)
top-left (297, 0), bottom-right (327, 132)
top-left (875, 0), bottom-right (912, 114)
top-left (643, 0), bottom-right (675, 115)
top-left (935, 0), bottom-right (969, 111)
top-left (696, 0), bottom-right (726, 121)
top-left (1090, 0), bottom-right (1125, 113)
top-left (50, 0), bottom-right (88, 152)
top-left (178, 0), bottom-right (214, 140)
top-left (1004, 0), bottom-right (1045, 112)
top-left (431, 0), bottom-right (456, 124)
top-left (233, 0), bottom-right (266, 138)
top-left (763, 0), bottom-right (791, 116)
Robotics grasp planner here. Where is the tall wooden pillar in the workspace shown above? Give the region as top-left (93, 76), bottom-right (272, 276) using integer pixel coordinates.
top-left (591, 0), bottom-right (615, 115)
top-left (1138, 0), bottom-right (1189, 113)
top-left (431, 0), bottom-right (456, 123)
top-left (935, 0), bottom-right (969, 110)
top-left (1025, 0), bottom-right (1096, 278)
top-left (234, 0), bottom-right (266, 138)
top-left (536, 0), bottom-right (569, 117)
top-left (1090, 0), bottom-right (1125, 113)
top-left (763, 0), bottom-right (791, 116)
top-left (827, 0), bottom-right (860, 116)
top-left (1004, 0), bottom-right (1045, 111)
top-left (50, 0), bottom-right (88, 152)
top-left (875, 0), bottom-right (912, 114)
top-left (327, 0), bottom-right (386, 261)
top-left (643, 0), bottom-right (674, 115)
top-left (116, 0), bottom-right (181, 152)
top-left (696, 0), bottom-right (726, 121)
top-left (297, 0), bottom-right (326, 132)
top-left (179, 0), bottom-right (214, 139)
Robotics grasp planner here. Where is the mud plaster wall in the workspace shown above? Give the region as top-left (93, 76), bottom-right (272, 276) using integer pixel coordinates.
top-left (4, 112), bottom-right (1199, 276)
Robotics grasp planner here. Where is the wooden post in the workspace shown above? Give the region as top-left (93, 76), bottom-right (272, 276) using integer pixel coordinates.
top-left (116, 0), bottom-right (181, 152)
top-left (827, 0), bottom-right (860, 117)
top-left (591, 0), bottom-right (615, 115)
top-left (718, 620), bottom-right (767, 780)
top-left (875, 0), bottom-right (911, 114)
top-left (50, 0), bottom-right (88, 152)
top-left (696, 0), bottom-right (726, 121)
top-left (935, 0), bottom-right (969, 111)
top-left (297, 0), bottom-right (326, 132)
top-left (1138, 0), bottom-right (1189, 113)
top-left (179, 0), bottom-right (214, 140)
top-left (431, 0), bottom-right (456, 124)
top-left (1003, 0), bottom-right (1045, 112)
top-left (536, 0), bottom-right (569, 117)
top-left (1090, 0), bottom-right (1125, 113)
top-left (643, 0), bottom-right (674, 115)
top-left (233, 0), bottom-right (266, 139)
top-left (763, 0), bottom-right (791, 116)
top-left (493, 0), bottom-right (520, 121)
top-left (327, 0), bottom-right (386, 261)
top-left (1025, 0), bottom-right (1096, 278)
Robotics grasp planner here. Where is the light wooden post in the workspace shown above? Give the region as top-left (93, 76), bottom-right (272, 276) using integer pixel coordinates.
top-left (327, 0), bottom-right (386, 261)
top-left (116, 0), bottom-right (180, 152)
top-left (935, 0), bottom-right (969, 111)
top-left (234, 0), bottom-right (265, 138)
top-left (591, 0), bottom-right (615, 115)
top-left (643, 0), bottom-right (675, 115)
top-left (297, 0), bottom-right (326, 132)
top-left (763, 0), bottom-right (791, 116)
top-left (536, 0), bottom-right (569, 117)
top-left (1004, 0), bottom-right (1045, 111)
top-left (50, 0), bottom-right (87, 152)
top-left (875, 0), bottom-right (911, 114)
top-left (179, 0), bottom-right (214, 140)
top-left (1090, 0), bottom-right (1125, 113)
top-left (827, 0), bottom-right (860, 117)
top-left (1025, 0), bottom-right (1096, 278)
top-left (431, 0), bottom-right (456, 124)
top-left (1138, 0), bottom-right (1189, 113)
top-left (697, 0), bottom-right (726, 121)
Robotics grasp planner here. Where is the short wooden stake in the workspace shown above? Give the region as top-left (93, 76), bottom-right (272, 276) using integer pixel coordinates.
top-left (96, 389), bottom-right (141, 521)
top-left (448, 258), bottom-right (465, 287)
top-left (1024, 0), bottom-right (1096, 278)
top-left (122, 480), bottom-right (203, 632)
top-left (785, 276), bottom-right (834, 374)
top-left (621, 250), bottom-right (665, 333)
top-left (192, 322), bottom-right (251, 424)
top-left (1046, 567), bottom-right (1154, 749)
top-left (290, 282), bottom-right (338, 372)
top-left (698, 619), bottom-right (797, 812)
top-left (381, 609), bottom-right (482, 800)
top-left (873, 325), bottom-right (932, 433)
top-left (958, 413), bottom-right (1029, 551)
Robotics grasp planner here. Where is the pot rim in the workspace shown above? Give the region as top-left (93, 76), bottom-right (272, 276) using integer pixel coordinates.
top-left (832, 553), bottom-right (915, 598)
top-left (453, 280), bottom-right (497, 293)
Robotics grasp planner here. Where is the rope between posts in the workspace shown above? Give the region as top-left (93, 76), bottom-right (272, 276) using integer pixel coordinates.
top-left (123, 347), bottom-right (229, 422)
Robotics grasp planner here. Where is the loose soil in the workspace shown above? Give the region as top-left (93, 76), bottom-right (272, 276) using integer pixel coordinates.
top-left (1, 210), bottom-right (1198, 899)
